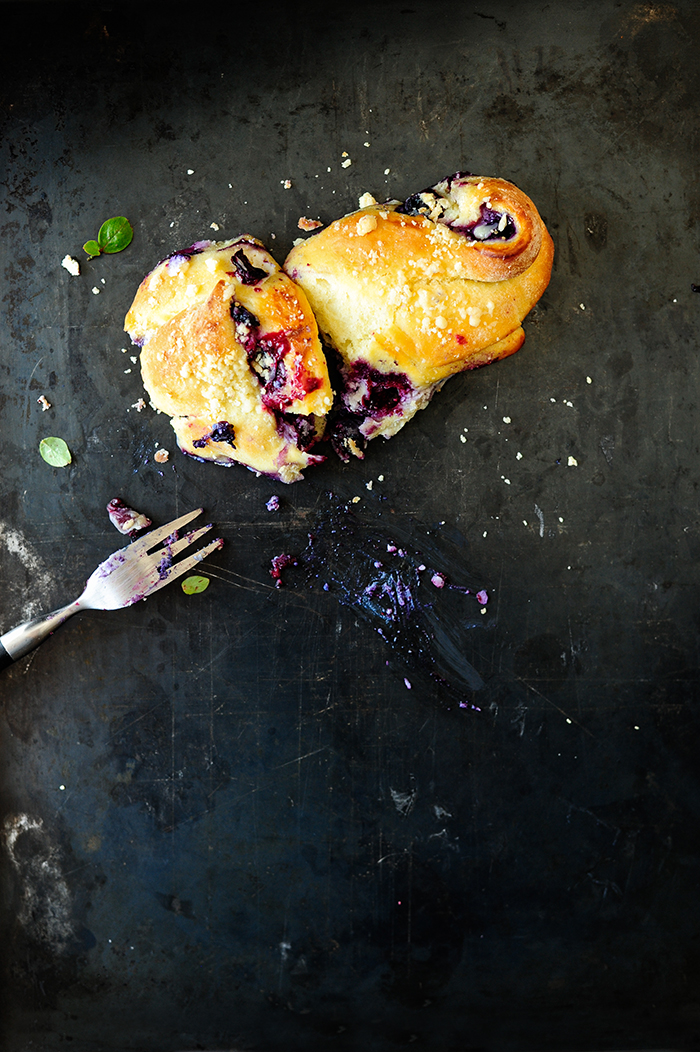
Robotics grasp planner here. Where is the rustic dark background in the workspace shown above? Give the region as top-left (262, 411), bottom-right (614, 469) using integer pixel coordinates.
top-left (2, 2), bottom-right (700, 1049)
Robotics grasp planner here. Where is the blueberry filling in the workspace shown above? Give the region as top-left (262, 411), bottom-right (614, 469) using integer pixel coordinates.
top-left (453, 202), bottom-right (516, 242)
top-left (396, 190), bottom-right (445, 219)
top-left (230, 249), bottom-right (268, 285)
top-left (159, 240), bottom-right (213, 267)
top-left (193, 421), bottom-right (236, 448)
top-left (249, 334), bottom-right (289, 393)
top-left (276, 412), bottom-right (318, 451)
top-left (344, 359), bottom-right (413, 418)
top-left (230, 300), bottom-right (259, 352)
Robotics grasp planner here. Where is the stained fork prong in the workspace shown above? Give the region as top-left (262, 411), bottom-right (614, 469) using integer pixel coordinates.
top-left (146, 536), bottom-right (225, 593)
top-left (166, 523), bottom-right (214, 560)
top-left (128, 508), bottom-right (204, 556)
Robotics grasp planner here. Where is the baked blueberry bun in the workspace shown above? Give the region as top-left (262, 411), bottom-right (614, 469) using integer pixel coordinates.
top-left (284, 172), bottom-right (554, 458)
top-left (124, 237), bottom-right (333, 483)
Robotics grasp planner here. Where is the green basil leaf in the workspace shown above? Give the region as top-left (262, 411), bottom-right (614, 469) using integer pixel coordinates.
top-left (39, 437), bottom-right (72, 467)
top-left (181, 575), bottom-right (210, 595)
top-left (97, 216), bottom-right (133, 254)
top-left (83, 239), bottom-right (102, 259)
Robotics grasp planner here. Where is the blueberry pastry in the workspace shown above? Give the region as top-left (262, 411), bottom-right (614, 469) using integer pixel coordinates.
top-left (124, 237), bottom-right (333, 483)
top-left (284, 172), bottom-right (554, 458)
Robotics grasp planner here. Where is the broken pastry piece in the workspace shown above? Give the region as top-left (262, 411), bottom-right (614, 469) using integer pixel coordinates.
top-left (124, 237), bottom-right (333, 483)
top-left (284, 172), bottom-right (554, 459)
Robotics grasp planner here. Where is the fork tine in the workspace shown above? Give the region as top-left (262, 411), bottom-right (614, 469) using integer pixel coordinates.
top-left (141, 537), bottom-right (224, 597)
top-left (128, 508), bottom-right (203, 555)
top-left (166, 523), bottom-right (214, 559)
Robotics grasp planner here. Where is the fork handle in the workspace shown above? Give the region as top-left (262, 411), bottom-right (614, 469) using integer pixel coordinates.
top-left (0, 601), bottom-right (81, 670)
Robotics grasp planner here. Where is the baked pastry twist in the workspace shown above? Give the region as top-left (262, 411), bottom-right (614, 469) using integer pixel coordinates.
top-left (284, 172), bottom-right (553, 458)
top-left (124, 237), bottom-right (332, 483)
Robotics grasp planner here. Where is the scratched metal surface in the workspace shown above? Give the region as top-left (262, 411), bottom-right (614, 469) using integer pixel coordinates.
top-left (1, 2), bottom-right (699, 1050)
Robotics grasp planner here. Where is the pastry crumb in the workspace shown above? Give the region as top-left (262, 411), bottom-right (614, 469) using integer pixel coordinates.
top-left (210, 222), bottom-right (220, 231)
top-left (131, 398), bottom-right (146, 412)
top-left (282, 179), bottom-right (292, 189)
top-left (298, 216), bottom-right (323, 231)
top-left (154, 448), bottom-right (169, 463)
top-left (356, 214), bottom-right (378, 236)
top-left (37, 395), bottom-right (51, 411)
top-left (61, 255), bottom-right (80, 276)
top-left (91, 286), bottom-right (100, 295)
top-left (358, 192), bottom-right (377, 208)
top-left (341, 158), bottom-right (352, 168)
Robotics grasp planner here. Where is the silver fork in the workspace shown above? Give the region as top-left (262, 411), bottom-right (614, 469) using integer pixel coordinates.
top-left (0, 508), bottom-right (223, 672)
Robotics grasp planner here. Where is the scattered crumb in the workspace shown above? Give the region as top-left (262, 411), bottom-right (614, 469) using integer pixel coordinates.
top-left (292, 238), bottom-right (305, 247)
top-left (377, 474), bottom-right (384, 482)
top-left (459, 434), bottom-right (466, 444)
top-left (341, 158), bottom-right (352, 168)
top-left (130, 398), bottom-right (146, 412)
top-left (210, 222), bottom-right (220, 231)
top-left (91, 286), bottom-right (100, 295)
top-left (282, 179), bottom-right (292, 189)
top-left (356, 214), bottom-right (378, 236)
top-left (366, 480), bottom-right (373, 490)
top-left (61, 255), bottom-right (80, 276)
top-left (154, 448), bottom-right (169, 463)
top-left (516, 451), bottom-right (522, 460)
top-left (37, 395), bottom-right (51, 411)
top-left (187, 169), bottom-right (195, 175)
top-left (586, 376), bottom-right (592, 384)
top-left (567, 456), bottom-right (578, 467)
top-left (298, 216), bottom-right (323, 231)
top-left (124, 368), bottom-right (131, 374)
top-left (384, 168), bottom-right (390, 175)
top-left (579, 303), bottom-right (585, 310)
top-left (130, 356), bottom-right (137, 364)
top-left (502, 416), bottom-right (511, 424)
top-left (266, 495), bottom-right (280, 512)
top-left (364, 141), bottom-right (370, 147)
top-left (351, 496), bottom-right (361, 503)
top-left (341, 151), bottom-right (348, 157)
top-left (358, 191), bottom-right (377, 208)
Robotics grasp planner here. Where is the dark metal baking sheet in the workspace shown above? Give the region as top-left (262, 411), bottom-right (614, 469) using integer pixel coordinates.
top-left (2, 2), bottom-right (700, 1049)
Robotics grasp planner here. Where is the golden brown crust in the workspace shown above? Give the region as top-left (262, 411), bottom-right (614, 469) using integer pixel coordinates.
top-left (125, 238), bottom-right (332, 483)
top-left (284, 185), bottom-right (553, 389)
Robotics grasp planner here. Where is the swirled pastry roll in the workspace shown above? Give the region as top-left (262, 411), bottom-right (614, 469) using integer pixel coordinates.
top-left (284, 172), bottom-right (553, 459)
top-left (124, 237), bottom-right (333, 483)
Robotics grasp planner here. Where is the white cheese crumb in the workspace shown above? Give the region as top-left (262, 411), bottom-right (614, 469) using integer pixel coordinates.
top-left (61, 255), bottom-right (80, 276)
top-left (364, 142), bottom-right (370, 147)
top-left (131, 398), bottom-right (146, 412)
top-left (384, 168), bottom-right (391, 175)
top-left (501, 477), bottom-right (511, 485)
top-left (579, 303), bottom-right (585, 309)
top-left (37, 395), bottom-right (51, 411)
top-left (503, 416), bottom-right (511, 424)
top-left (210, 222), bottom-right (220, 231)
top-left (91, 286), bottom-right (100, 295)
top-left (282, 179), bottom-right (292, 189)
top-left (366, 480), bottom-right (373, 490)
top-left (356, 214), bottom-right (378, 236)
top-left (516, 451), bottom-right (522, 460)
top-left (460, 434), bottom-right (466, 444)
top-left (568, 456), bottom-right (578, 467)
top-left (586, 376), bottom-right (592, 384)
top-left (130, 356), bottom-right (137, 363)
top-left (124, 368), bottom-right (131, 374)
top-left (483, 531), bottom-right (487, 537)
top-left (377, 475), bottom-right (384, 482)
top-left (341, 158), bottom-right (352, 168)
top-left (187, 169), bottom-right (195, 175)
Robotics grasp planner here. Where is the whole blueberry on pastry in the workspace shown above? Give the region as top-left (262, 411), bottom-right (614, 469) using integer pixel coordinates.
top-left (284, 172), bottom-right (554, 459)
top-left (124, 237), bottom-right (332, 483)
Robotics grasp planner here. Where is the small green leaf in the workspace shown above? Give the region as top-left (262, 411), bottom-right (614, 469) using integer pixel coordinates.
top-left (97, 216), bottom-right (133, 254)
top-left (83, 239), bottom-right (102, 259)
top-left (181, 575), bottom-right (210, 595)
top-left (39, 437), bottom-right (72, 467)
